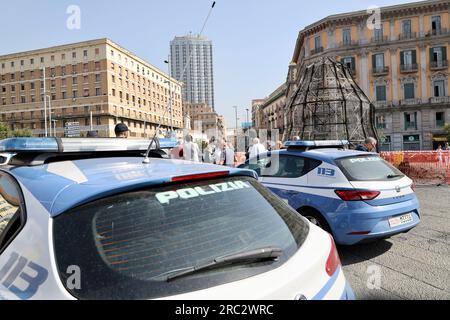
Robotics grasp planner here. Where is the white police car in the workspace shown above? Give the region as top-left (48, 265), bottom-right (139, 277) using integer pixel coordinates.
top-left (0, 137), bottom-right (354, 300)
top-left (239, 140), bottom-right (420, 245)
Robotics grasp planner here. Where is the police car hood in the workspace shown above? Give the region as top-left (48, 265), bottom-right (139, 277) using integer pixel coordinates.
top-left (9, 157), bottom-right (255, 217)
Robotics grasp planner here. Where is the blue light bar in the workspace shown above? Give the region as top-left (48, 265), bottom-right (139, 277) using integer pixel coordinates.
top-left (284, 140), bottom-right (349, 147)
top-left (0, 138), bottom-right (59, 152)
top-left (0, 137), bottom-right (178, 153)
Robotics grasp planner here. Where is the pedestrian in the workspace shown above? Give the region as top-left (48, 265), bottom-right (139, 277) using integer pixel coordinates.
top-left (114, 123), bottom-right (129, 138)
top-left (223, 142), bottom-right (235, 167)
top-left (170, 138), bottom-right (184, 159)
top-left (213, 140), bottom-right (223, 165)
top-left (355, 137), bottom-right (377, 152)
top-left (249, 137), bottom-right (267, 160)
top-left (293, 136), bottom-right (301, 141)
top-left (276, 141), bottom-right (284, 150)
top-left (443, 142), bottom-right (449, 151)
top-left (183, 134), bottom-right (200, 162)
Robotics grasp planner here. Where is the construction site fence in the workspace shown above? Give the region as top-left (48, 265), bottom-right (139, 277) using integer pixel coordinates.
top-left (234, 151), bottom-right (450, 185)
top-left (381, 151), bottom-right (450, 185)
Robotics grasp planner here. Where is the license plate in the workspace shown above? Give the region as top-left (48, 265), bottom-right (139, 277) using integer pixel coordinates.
top-left (388, 213), bottom-right (413, 228)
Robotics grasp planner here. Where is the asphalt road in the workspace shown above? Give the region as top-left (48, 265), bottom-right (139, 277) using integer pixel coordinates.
top-left (339, 185), bottom-right (450, 300)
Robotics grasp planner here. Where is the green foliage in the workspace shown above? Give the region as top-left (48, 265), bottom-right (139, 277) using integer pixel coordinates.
top-left (0, 123), bottom-right (33, 139)
top-left (444, 123), bottom-right (450, 142)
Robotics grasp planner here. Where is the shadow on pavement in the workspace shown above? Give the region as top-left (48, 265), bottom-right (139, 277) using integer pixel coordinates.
top-left (338, 239), bottom-right (393, 266)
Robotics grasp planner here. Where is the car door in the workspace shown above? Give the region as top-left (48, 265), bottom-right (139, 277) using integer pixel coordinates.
top-left (261, 155), bottom-right (321, 209)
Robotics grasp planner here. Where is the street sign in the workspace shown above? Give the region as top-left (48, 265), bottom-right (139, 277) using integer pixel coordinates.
top-left (64, 121), bottom-right (81, 138)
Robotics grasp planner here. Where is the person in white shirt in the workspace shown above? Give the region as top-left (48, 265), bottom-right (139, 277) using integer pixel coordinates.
top-left (249, 138), bottom-right (267, 160)
top-left (224, 142), bottom-right (235, 167)
top-left (183, 135), bottom-right (200, 162)
top-left (213, 140), bottom-right (223, 165)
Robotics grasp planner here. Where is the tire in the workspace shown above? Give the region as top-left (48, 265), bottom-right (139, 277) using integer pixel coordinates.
top-left (298, 208), bottom-right (332, 234)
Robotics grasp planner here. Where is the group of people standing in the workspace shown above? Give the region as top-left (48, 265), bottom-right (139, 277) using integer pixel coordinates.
top-left (172, 136), bottom-right (280, 167)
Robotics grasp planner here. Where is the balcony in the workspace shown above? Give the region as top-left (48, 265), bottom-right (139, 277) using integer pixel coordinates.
top-left (430, 60), bottom-right (448, 71)
top-left (371, 35), bottom-right (389, 44)
top-left (426, 28), bottom-right (449, 37)
top-left (430, 96), bottom-right (450, 104)
top-left (399, 32), bottom-right (417, 40)
top-left (399, 98), bottom-right (422, 106)
top-left (374, 101), bottom-right (390, 108)
top-left (310, 47), bottom-right (324, 55)
top-left (400, 63), bottom-right (418, 73)
top-left (372, 66), bottom-right (389, 76)
top-left (339, 40), bottom-right (359, 47)
top-left (436, 120), bottom-right (445, 128)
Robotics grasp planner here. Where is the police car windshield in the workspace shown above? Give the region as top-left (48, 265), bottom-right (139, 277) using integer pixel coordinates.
top-left (336, 155), bottom-right (404, 181)
top-left (53, 176), bottom-right (309, 299)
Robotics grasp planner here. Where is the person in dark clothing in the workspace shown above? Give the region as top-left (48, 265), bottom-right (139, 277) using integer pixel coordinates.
top-left (355, 137), bottom-right (377, 152)
top-left (114, 123), bottom-right (129, 138)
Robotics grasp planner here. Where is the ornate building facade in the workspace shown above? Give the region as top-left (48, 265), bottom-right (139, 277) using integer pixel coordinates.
top-left (286, 0), bottom-right (450, 150)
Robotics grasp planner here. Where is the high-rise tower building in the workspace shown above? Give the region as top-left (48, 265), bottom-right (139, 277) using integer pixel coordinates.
top-left (170, 35), bottom-right (215, 110)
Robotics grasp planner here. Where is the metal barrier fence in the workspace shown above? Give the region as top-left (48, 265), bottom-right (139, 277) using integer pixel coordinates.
top-left (381, 151), bottom-right (450, 185)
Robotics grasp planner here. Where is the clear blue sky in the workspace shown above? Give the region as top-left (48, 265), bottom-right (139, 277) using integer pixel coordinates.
top-left (0, 0), bottom-right (413, 127)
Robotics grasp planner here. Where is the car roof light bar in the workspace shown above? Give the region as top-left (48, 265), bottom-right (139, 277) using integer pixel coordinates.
top-left (0, 137), bottom-right (178, 154)
top-left (284, 140), bottom-right (349, 148)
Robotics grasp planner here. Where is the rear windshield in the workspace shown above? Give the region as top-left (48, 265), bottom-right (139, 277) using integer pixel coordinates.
top-left (53, 176), bottom-right (309, 299)
top-left (336, 155), bottom-right (404, 181)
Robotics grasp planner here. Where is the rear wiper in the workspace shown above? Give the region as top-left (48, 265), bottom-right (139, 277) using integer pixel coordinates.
top-left (387, 174), bottom-right (403, 179)
top-left (163, 247), bottom-right (283, 282)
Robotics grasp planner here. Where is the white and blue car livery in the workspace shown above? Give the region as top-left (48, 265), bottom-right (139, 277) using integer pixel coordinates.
top-left (240, 141), bottom-right (420, 245)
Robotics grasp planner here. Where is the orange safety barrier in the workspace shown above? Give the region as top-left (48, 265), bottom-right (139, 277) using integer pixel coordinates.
top-left (381, 151), bottom-right (450, 185)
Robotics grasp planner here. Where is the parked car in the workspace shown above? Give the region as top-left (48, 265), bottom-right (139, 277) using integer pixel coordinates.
top-left (239, 140), bottom-right (421, 245)
top-left (0, 137), bottom-right (354, 300)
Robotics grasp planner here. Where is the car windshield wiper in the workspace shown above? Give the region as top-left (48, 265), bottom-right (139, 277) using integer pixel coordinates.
top-left (387, 174), bottom-right (403, 179)
top-left (162, 247), bottom-right (283, 282)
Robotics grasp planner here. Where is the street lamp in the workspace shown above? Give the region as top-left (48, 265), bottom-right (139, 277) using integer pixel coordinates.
top-left (164, 58), bottom-right (174, 136)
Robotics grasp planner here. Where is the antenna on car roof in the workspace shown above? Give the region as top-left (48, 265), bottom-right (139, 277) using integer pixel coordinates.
top-left (143, 1), bottom-right (217, 164)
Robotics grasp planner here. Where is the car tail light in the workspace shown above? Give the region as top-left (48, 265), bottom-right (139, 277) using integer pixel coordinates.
top-left (334, 190), bottom-right (380, 201)
top-left (171, 171), bottom-right (229, 182)
top-left (411, 182), bottom-right (416, 192)
top-left (326, 234), bottom-right (341, 277)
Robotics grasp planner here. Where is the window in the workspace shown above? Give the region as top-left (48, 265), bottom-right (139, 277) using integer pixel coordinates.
top-left (83, 89), bottom-right (89, 97)
top-left (342, 57), bottom-right (355, 72)
top-left (314, 36), bottom-right (321, 50)
top-left (0, 172), bottom-right (25, 253)
top-left (95, 48), bottom-right (100, 55)
top-left (73, 90), bottom-right (78, 98)
top-left (336, 156), bottom-right (403, 182)
top-left (376, 115), bottom-right (386, 129)
top-left (83, 50), bottom-right (88, 58)
top-left (402, 20), bottom-right (412, 35)
top-left (374, 25), bottom-right (384, 41)
top-left (53, 176), bottom-right (309, 300)
top-left (96, 88), bottom-right (101, 96)
top-left (375, 53), bottom-right (384, 68)
top-left (95, 74), bottom-right (101, 82)
top-left (430, 47), bottom-right (447, 67)
top-left (404, 112), bottom-right (417, 130)
top-left (239, 155), bottom-right (321, 178)
top-left (436, 112), bottom-right (445, 127)
top-left (95, 62), bottom-right (100, 70)
top-left (376, 85), bottom-right (387, 101)
top-left (73, 77), bottom-right (78, 85)
top-left (72, 52), bottom-right (76, 59)
top-left (404, 83), bottom-right (415, 100)
top-left (343, 28), bottom-right (352, 45)
top-left (431, 16), bottom-right (442, 34)
top-left (433, 80), bottom-right (445, 97)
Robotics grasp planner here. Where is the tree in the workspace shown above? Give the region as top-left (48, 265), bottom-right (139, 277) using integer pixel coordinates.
top-left (9, 129), bottom-right (33, 138)
top-left (0, 123), bottom-right (8, 140)
top-left (444, 123), bottom-right (450, 143)
top-left (0, 122), bottom-right (33, 140)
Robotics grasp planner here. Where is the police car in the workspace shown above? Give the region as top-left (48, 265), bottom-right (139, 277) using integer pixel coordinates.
top-left (239, 140), bottom-right (420, 245)
top-left (0, 137), bottom-right (354, 300)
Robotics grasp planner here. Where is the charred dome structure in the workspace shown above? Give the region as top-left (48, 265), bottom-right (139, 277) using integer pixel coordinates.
top-left (284, 57), bottom-right (378, 146)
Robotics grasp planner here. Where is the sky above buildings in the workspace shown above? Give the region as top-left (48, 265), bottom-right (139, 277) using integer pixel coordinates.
top-left (0, 0), bottom-right (415, 127)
